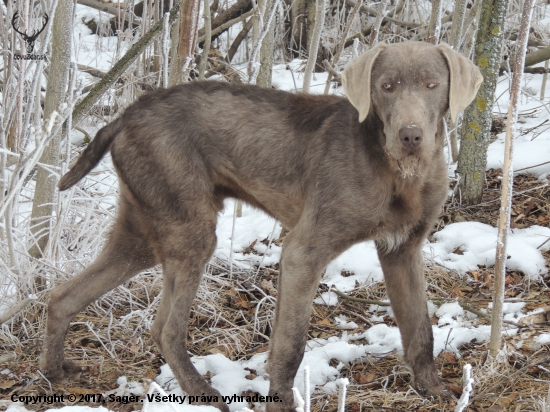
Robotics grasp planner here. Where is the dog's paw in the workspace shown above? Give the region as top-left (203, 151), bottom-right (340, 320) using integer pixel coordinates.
top-left (417, 383), bottom-right (452, 397)
top-left (41, 360), bottom-right (82, 382)
top-left (412, 367), bottom-right (450, 397)
top-left (62, 360), bottom-right (83, 379)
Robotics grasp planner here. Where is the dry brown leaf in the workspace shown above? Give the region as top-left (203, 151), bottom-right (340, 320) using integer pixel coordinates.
top-left (235, 293), bottom-right (249, 309)
top-left (0, 379), bottom-right (16, 389)
top-left (354, 372), bottom-right (376, 384)
top-left (519, 307), bottom-right (550, 325)
top-left (447, 384), bottom-right (462, 395)
top-left (441, 352), bottom-right (458, 364)
top-left (260, 279), bottom-right (278, 297)
top-left (496, 392), bottom-right (518, 406)
top-left (316, 318), bottom-right (332, 326)
top-left (69, 387), bottom-right (92, 395)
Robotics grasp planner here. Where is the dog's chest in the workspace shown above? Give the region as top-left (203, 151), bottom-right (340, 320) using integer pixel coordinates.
top-left (371, 188), bottom-right (424, 249)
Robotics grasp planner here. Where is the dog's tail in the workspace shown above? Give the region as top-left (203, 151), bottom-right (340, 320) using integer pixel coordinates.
top-left (58, 117), bottom-right (124, 191)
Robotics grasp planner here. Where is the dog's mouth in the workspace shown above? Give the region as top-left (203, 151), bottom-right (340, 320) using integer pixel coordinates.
top-left (396, 155), bottom-right (420, 178)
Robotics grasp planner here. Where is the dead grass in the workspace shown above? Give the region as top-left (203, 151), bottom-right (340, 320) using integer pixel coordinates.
top-left (1, 173), bottom-right (550, 412)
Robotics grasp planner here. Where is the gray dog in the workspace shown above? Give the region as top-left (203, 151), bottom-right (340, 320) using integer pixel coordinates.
top-left (41, 41), bottom-right (482, 411)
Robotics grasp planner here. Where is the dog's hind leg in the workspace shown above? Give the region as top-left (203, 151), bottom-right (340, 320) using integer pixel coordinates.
top-left (40, 196), bottom-right (156, 381)
top-left (150, 214), bottom-right (229, 412)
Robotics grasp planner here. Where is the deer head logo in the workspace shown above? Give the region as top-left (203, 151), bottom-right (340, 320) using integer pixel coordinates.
top-left (12, 11), bottom-right (49, 54)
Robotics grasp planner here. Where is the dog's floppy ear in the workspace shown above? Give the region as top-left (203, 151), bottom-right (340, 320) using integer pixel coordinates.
top-left (437, 43), bottom-right (483, 124)
top-left (342, 42), bottom-right (386, 123)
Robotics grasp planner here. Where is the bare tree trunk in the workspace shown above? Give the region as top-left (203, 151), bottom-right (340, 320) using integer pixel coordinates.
top-left (462, 0), bottom-right (482, 60)
top-left (290, 0), bottom-right (308, 55)
top-left (199, 0), bottom-right (212, 80)
top-left (247, 0), bottom-right (279, 84)
top-left (256, 0), bottom-right (275, 88)
top-left (542, 59), bottom-right (549, 100)
top-left (448, 0), bottom-right (468, 51)
top-left (456, 0), bottom-right (509, 205)
top-left (489, 0), bottom-right (535, 357)
top-left (369, 0), bottom-right (388, 45)
top-left (448, 0), bottom-right (469, 163)
top-left (425, 0), bottom-right (442, 44)
top-left (250, 0), bottom-right (263, 85)
top-left (169, 0), bottom-right (201, 86)
top-left (306, 0), bottom-right (315, 54)
top-left (302, 0), bottom-right (325, 93)
top-left (28, 0), bottom-right (74, 261)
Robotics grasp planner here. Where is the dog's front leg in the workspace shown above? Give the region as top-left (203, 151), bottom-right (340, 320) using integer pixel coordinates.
top-left (376, 237), bottom-right (446, 396)
top-left (266, 230), bottom-right (337, 412)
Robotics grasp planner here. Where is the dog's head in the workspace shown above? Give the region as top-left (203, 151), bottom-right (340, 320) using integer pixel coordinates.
top-left (342, 41), bottom-right (482, 177)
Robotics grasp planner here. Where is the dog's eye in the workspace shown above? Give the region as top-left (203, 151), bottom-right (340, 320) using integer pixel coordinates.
top-left (381, 83), bottom-right (393, 91)
top-left (427, 83), bottom-right (438, 89)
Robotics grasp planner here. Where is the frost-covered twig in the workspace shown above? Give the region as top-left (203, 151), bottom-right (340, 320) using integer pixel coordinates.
top-left (229, 200), bottom-right (237, 279)
top-left (292, 367), bottom-right (310, 412)
top-left (73, 4), bottom-right (181, 124)
top-left (454, 364), bottom-right (473, 412)
top-left (489, 0), bottom-right (535, 357)
top-left (304, 366), bottom-right (310, 412)
top-left (323, 0), bottom-right (362, 94)
top-left (369, 0), bottom-right (388, 45)
top-left (0, 110), bottom-right (62, 218)
top-left (0, 295), bottom-right (37, 324)
top-left (337, 378), bottom-right (349, 412)
top-left (292, 387), bottom-right (304, 412)
top-left (247, 0), bottom-right (279, 84)
top-left (162, 12), bottom-right (170, 88)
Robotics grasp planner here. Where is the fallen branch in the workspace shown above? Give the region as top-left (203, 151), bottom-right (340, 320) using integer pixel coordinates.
top-left (77, 64), bottom-right (106, 78)
top-left (227, 17), bottom-right (254, 62)
top-left (331, 287), bottom-right (390, 306)
top-left (197, 0), bottom-right (253, 46)
top-left (197, 9), bottom-right (254, 44)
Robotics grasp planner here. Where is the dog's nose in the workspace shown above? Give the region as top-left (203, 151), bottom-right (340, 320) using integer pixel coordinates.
top-left (399, 126), bottom-right (423, 148)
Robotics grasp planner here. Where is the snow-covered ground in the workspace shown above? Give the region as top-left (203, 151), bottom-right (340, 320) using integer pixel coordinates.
top-left (2, 5), bottom-right (550, 412)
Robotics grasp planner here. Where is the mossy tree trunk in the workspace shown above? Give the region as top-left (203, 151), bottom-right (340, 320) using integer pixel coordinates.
top-left (456, 0), bottom-right (509, 205)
